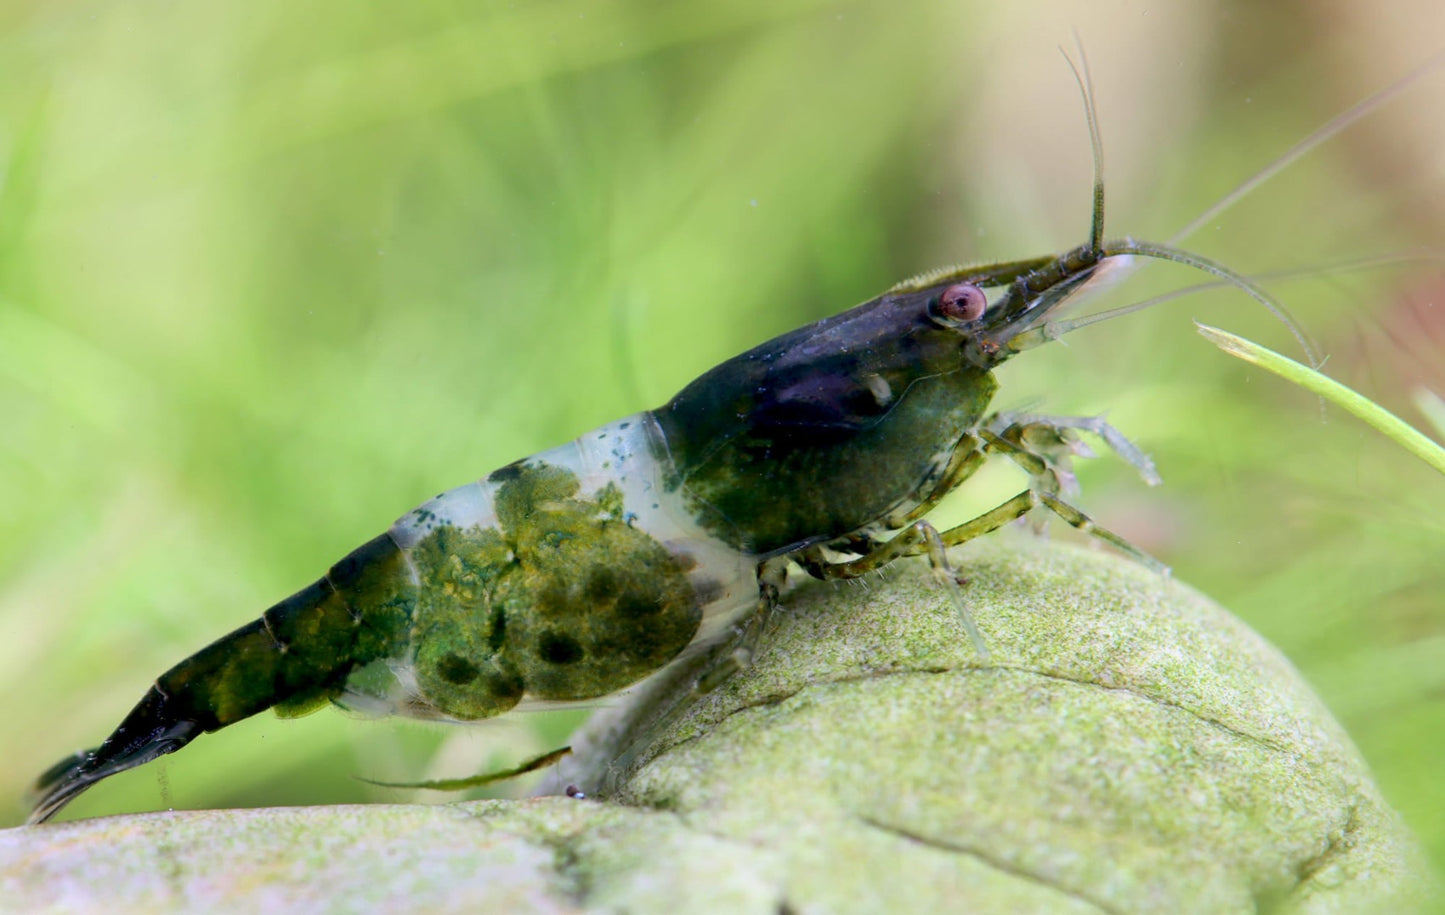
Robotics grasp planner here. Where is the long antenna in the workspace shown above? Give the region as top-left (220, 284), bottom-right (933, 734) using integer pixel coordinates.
top-left (1040, 251), bottom-right (1442, 339)
top-left (1000, 237), bottom-right (1321, 369)
top-left (1106, 240), bottom-right (1318, 365)
top-left (1171, 50), bottom-right (1445, 245)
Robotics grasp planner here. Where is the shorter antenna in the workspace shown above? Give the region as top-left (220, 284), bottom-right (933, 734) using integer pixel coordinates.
top-left (1061, 38), bottom-right (1105, 256)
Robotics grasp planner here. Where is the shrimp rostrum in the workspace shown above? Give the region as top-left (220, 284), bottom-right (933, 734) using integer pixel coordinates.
top-left (26, 86), bottom-right (1303, 825)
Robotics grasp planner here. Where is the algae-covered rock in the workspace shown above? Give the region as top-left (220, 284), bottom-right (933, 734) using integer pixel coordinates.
top-left (1, 539), bottom-right (1433, 913)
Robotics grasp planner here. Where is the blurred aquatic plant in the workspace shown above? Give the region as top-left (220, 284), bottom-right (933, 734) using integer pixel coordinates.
top-left (1198, 323), bottom-right (1445, 475)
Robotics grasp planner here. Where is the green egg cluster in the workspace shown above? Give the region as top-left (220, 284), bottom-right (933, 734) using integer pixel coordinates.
top-left (408, 462), bottom-right (702, 720)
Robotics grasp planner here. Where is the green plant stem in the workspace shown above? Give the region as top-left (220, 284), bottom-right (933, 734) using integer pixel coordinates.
top-left (1197, 322), bottom-right (1445, 476)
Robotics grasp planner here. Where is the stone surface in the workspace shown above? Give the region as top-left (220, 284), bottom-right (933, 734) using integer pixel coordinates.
top-left (2, 538), bottom-right (1434, 913)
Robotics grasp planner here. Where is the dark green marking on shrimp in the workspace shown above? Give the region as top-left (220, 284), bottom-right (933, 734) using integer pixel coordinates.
top-left (404, 462), bottom-right (701, 719)
top-left (27, 461), bottom-right (700, 823)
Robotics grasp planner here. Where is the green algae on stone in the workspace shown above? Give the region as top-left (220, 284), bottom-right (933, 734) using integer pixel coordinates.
top-left (553, 537), bottom-right (1437, 913)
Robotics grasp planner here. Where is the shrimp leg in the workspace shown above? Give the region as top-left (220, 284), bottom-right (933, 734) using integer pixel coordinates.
top-left (590, 561), bottom-right (789, 786)
top-left (798, 415), bottom-right (1166, 657)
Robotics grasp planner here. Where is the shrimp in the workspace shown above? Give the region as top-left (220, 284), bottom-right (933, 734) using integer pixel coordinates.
top-left (24, 55), bottom-right (1423, 825)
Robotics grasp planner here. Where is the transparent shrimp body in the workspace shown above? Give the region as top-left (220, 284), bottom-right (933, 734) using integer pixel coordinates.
top-left (363, 415), bottom-right (759, 722)
top-left (27, 416), bottom-right (757, 823)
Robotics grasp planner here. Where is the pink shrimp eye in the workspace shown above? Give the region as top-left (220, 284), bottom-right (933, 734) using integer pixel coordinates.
top-left (936, 283), bottom-right (987, 322)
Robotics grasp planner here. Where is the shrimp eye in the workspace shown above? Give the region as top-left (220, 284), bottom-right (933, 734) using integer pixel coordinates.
top-left (936, 283), bottom-right (986, 322)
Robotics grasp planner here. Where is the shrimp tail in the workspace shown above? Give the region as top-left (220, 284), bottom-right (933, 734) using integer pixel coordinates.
top-left (27, 533), bottom-right (413, 824)
top-left (26, 687), bottom-right (206, 824)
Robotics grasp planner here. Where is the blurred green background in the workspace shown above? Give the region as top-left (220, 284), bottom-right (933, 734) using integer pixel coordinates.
top-left (2, 0), bottom-right (1442, 873)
